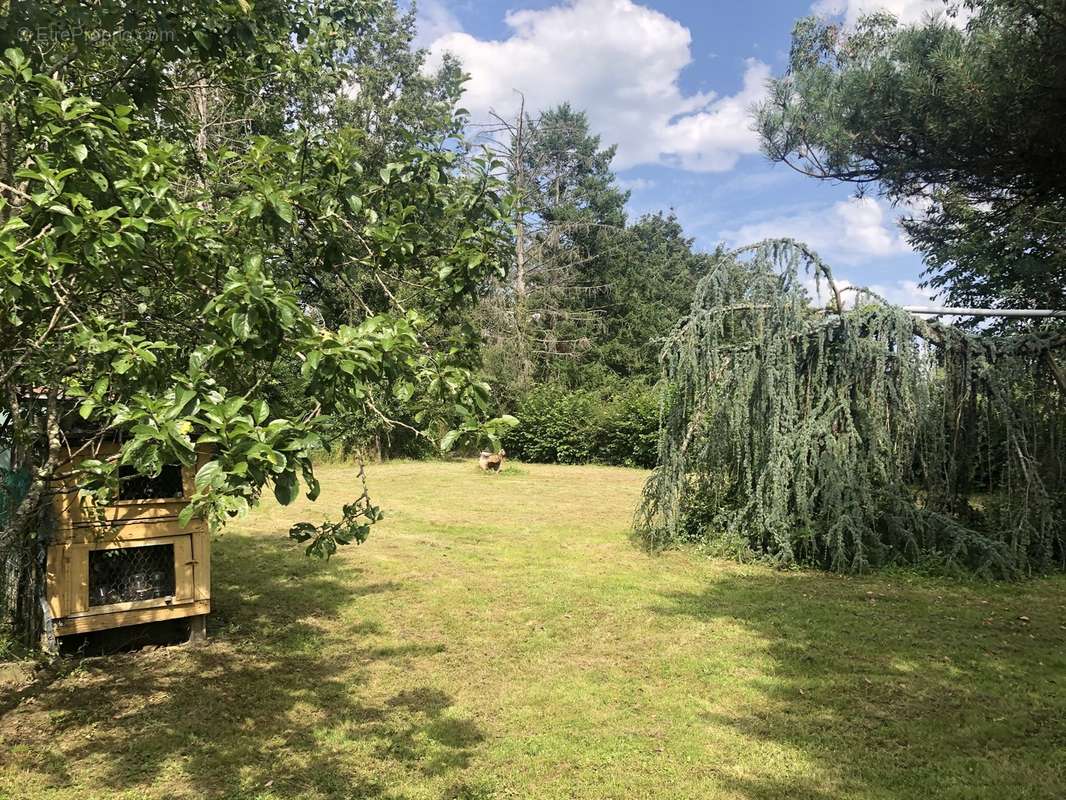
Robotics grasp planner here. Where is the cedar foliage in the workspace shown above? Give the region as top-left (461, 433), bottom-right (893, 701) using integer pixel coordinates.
top-left (636, 239), bottom-right (1066, 577)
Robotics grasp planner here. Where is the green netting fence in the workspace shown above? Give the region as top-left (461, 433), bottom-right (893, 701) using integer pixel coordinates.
top-left (0, 467), bottom-right (31, 527)
top-left (1, 466), bottom-right (36, 649)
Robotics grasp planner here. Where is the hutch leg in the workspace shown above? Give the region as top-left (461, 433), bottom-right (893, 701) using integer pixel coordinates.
top-left (188, 614), bottom-right (207, 645)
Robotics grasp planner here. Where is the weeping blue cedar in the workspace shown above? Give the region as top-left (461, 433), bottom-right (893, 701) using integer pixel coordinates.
top-left (635, 239), bottom-right (1066, 577)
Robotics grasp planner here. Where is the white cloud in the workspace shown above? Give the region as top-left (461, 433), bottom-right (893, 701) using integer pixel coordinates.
top-left (803, 275), bottom-right (940, 309)
top-left (412, 0), bottom-right (463, 50)
top-left (617, 177), bottom-right (655, 192)
top-left (813, 0), bottom-right (962, 27)
top-left (719, 197), bottom-right (911, 266)
top-left (424, 0), bottom-right (769, 172)
top-left (719, 195), bottom-right (940, 308)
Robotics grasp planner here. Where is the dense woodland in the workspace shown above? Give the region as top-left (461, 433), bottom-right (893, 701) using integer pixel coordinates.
top-left (1, 0), bottom-right (1065, 646)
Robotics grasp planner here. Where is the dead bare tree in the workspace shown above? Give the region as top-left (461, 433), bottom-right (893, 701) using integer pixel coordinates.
top-left (473, 96), bottom-right (629, 391)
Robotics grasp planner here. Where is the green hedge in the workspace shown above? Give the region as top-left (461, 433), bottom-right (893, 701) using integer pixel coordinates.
top-left (502, 384), bottom-right (660, 468)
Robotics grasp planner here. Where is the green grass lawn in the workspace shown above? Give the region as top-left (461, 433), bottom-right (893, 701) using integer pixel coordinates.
top-left (2, 461), bottom-right (1065, 799)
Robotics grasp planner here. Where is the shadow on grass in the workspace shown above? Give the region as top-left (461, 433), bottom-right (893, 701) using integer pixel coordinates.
top-left (652, 572), bottom-right (1066, 800)
top-left (0, 532), bottom-right (484, 800)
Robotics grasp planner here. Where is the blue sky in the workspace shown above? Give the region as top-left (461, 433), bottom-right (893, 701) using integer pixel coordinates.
top-left (414, 0), bottom-right (956, 305)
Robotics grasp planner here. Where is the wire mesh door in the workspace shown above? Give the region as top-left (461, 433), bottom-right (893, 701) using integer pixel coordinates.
top-left (88, 544), bottom-right (177, 607)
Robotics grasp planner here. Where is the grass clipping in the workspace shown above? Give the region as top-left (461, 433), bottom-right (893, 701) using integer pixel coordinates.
top-left (636, 239), bottom-right (1066, 577)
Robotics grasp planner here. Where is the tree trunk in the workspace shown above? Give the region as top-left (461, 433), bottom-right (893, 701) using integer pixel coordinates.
top-left (0, 388), bottom-right (62, 645)
top-left (511, 98), bottom-right (533, 388)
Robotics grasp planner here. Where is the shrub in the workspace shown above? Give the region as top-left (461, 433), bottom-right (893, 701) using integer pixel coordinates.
top-left (503, 383), bottom-right (660, 468)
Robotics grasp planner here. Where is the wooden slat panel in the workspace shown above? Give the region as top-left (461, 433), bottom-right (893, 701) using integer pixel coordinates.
top-left (45, 544), bottom-right (66, 619)
top-left (61, 594), bottom-right (186, 619)
top-left (68, 545), bottom-right (89, 615)
top-left (55, 518), bottom-right (206, 545)
top-left (192, 530), bottom-right (211, 601)
top-left (173, 535), bottom-right (195, 602)
top-left (54, 499), bottom-right (192, 532)
top-left (88, 534), bottom-right (190, 551)
top-left (55, 600), bottom-right (210, 635)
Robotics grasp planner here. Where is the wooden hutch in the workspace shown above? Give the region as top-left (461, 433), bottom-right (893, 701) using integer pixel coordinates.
top-left (43, 442), bottom-right (211, 641)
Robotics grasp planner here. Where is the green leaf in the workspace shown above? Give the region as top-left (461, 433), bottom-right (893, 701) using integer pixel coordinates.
top-left (195, 460), bottom-right (222, 491)
top-left (289, 521), bottom-right (317, 542)
top-left (178, 503), bottom-right (197, 528)
top-left (275, 199), bottom-right (293, 224)
top-left (273, 470), bottom-right (299, 505)
top-left (173, 387), bottom-right (196, 414)
top-left (231, 313), bottom-right (252, 339)
top-left (252, 399), bottom-right (269, 423)
top-left (440, 429), bottom-right (460, 452)
top-left (71, 144), bottom-right (88, 163)
top-left (4, 48), bottom-right (27, 70)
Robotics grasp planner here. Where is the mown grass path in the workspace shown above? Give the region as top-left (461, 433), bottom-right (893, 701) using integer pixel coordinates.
top-left (2, 462), bottom-right (1065, 799)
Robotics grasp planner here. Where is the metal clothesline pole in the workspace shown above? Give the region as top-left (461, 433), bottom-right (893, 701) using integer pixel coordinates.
top-left (902, 306), bottom-right (1066, 318)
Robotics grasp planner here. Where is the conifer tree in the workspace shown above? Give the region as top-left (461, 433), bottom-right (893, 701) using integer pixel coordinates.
top-left (757, 1), bottom-right (1066, 313)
